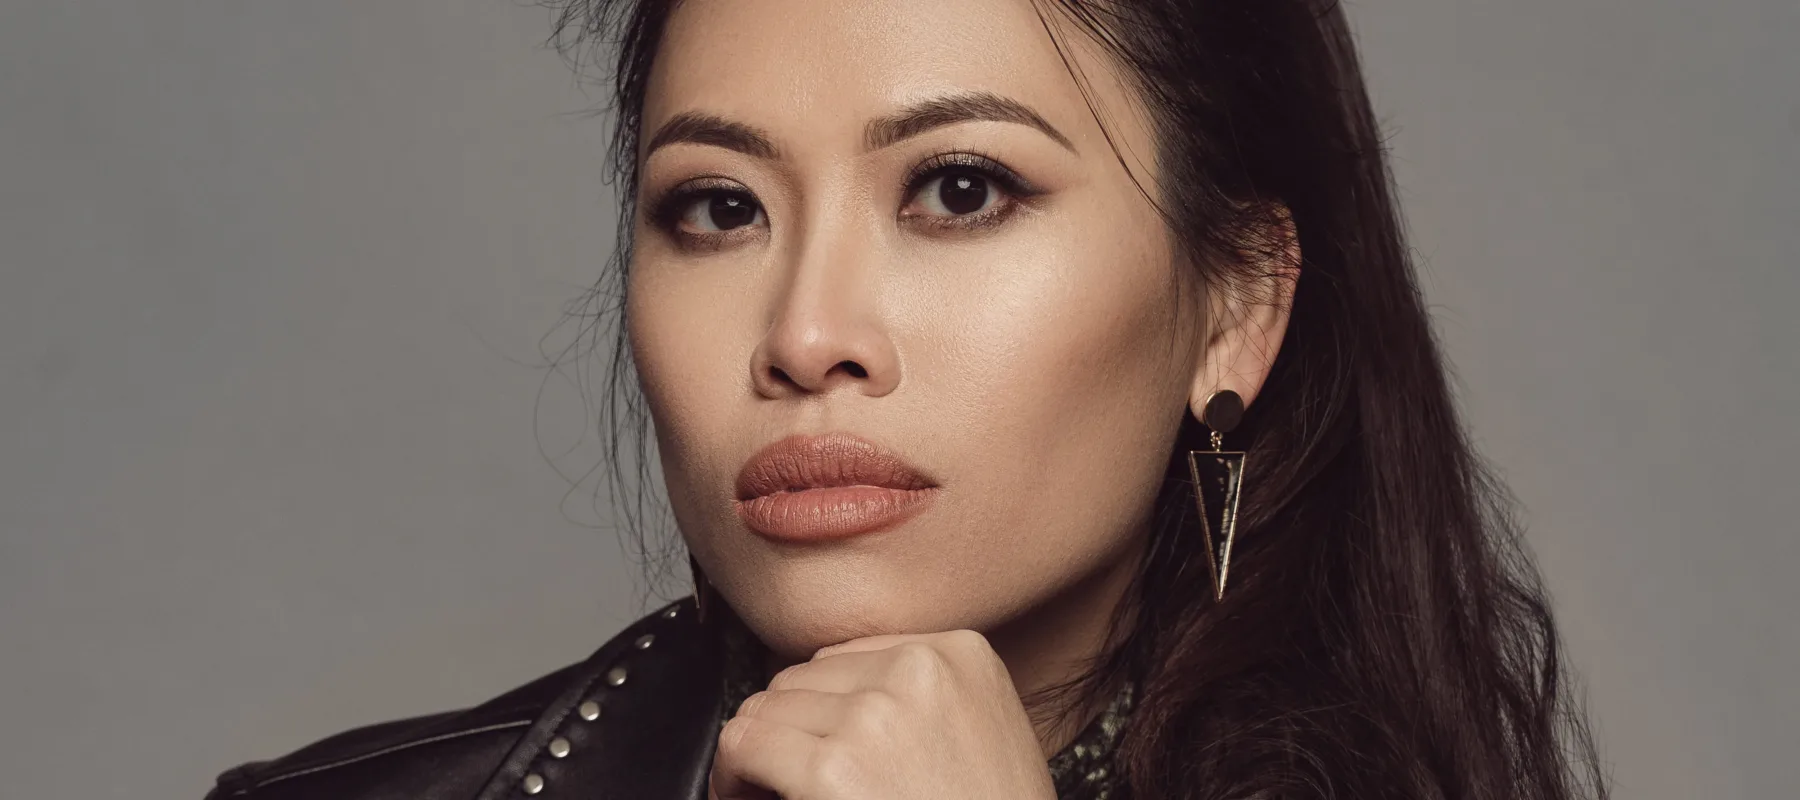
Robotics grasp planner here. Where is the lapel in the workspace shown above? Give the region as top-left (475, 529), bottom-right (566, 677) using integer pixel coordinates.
top-left (475, 597), bottom-right (726, 800)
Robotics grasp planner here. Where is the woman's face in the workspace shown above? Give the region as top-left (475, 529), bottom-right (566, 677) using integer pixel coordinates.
top-left (628, 0), bottom-right (1206, 660)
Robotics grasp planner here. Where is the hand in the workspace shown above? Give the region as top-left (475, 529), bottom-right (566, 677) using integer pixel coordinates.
top-left (708, 629), bottom-right (1059, 800)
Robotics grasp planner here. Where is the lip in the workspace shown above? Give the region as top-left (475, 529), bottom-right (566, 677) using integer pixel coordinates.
top-left (733, 432), bottom-right (939, 542)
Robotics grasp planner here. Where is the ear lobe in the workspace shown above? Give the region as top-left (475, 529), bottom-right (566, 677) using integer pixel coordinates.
top-left (1188, 206), bottom-right (1300, 419)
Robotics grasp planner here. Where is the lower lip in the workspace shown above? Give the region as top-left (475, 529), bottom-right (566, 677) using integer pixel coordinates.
top-left (735, 485), bottom-right (938, 542)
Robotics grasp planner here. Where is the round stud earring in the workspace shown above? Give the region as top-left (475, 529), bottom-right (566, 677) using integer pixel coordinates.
top-left (1199, 388), bottom-right (1244, 448)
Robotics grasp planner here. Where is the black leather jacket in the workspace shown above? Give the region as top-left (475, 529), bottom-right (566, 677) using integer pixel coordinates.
top-left (203, 596), bottom-right (721, 799)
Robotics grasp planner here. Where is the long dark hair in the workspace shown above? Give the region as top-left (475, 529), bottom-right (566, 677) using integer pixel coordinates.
top-left (535, 0), bottom-right (1608, 797)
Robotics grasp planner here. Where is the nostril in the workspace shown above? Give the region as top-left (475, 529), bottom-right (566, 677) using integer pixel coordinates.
top-left (763, 360), bottom-right (870, 393)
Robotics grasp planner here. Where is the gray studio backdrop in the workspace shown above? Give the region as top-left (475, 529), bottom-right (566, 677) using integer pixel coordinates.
top-left (2, 1), bottom-right (1794, 798)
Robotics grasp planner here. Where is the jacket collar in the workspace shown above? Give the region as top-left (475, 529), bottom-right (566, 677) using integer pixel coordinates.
top-left (475, 596), bottom-right (723, 800)
top-left (469, 595), bottom-right (1139, 799)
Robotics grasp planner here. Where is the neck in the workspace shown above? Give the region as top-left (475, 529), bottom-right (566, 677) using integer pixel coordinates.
top-left (986, 532), bottom-right (1145, 758)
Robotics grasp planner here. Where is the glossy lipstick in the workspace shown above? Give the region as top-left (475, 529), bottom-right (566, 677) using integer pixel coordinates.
top-left (734, 433), bottom-right (938, 542)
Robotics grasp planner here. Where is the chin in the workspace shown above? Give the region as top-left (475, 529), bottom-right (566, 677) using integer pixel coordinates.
top-left (726, 581), bottom-right (944, 660)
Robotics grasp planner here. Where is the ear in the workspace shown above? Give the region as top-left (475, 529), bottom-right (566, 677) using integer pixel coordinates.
top-left (1189, 205), bottom-right (1300, 420)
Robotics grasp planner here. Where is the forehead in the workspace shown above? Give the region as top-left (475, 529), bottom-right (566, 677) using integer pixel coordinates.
top-left (645, 0), bottom-right (1123, 148)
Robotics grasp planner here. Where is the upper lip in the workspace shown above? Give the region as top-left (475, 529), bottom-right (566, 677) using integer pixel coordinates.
top-left (735, 432), bottom-right (937, 501)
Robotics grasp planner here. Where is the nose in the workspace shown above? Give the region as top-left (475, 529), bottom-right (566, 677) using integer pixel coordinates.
top-left (749, 222), bottom-right (900, 400)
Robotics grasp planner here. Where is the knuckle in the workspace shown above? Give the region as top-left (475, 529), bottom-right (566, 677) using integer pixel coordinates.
top-left (893, 641), bottom-right (941, 670)
top-left (853, 688), bottom-right (898, 717)
top-left (808, 739), bottom-right (861, 792)
top-left (846, 690), bottom-right (899, 732)
top-left (940, 629), bottom-right (1005, 678)
top-left (767, 664), bottom-right (801, 690)
top-left (717, 715), bottom-right (755, 758)
top-left (736, 690), bottom-right (769, 717)
top-left (889, 642), bottom-right (944, 688)
top-left (944, 628), bottom-right (990, 652)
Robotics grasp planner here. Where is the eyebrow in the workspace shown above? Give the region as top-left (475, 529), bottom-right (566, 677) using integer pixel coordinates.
top-left (641, 90), bottom-right (1077, 162)
top-left (867, 91), bottom-right (1076, 153)
top-left (643, 114), bottom-right (779, 161)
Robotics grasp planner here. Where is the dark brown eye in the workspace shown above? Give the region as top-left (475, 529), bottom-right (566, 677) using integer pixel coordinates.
top-left (676, 191), bottom-right (764, 233)
top-left (917, 171), bottom-right (995, 217)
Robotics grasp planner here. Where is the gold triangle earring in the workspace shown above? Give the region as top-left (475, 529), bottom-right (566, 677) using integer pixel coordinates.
top-left (688, 553), bottom-right (710, 624)
top-left (1187, 389), bottom-right (1247, 602)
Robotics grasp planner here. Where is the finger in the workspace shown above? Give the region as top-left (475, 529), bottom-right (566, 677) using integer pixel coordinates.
top-left (810, 632), bottom-right (944, 659)
top-left (820, 630), bottom-right (1005, 680)
top-left (737, 688), bottom-right (879, 737)
top-left (767, 648), bottom-right (889, 693)
top-left (711, 714), bottom-right (820, 800)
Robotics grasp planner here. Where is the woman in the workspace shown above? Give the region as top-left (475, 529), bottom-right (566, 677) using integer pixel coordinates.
top-left (204, 0), bottom-right (1607, 798)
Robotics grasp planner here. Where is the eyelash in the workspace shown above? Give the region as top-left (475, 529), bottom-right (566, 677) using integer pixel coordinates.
top-left (645, 151), bottom-right (1042, 249)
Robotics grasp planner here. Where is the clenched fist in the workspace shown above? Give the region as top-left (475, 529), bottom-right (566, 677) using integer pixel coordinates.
top-left (708, 629), bottom-right (1060, 800)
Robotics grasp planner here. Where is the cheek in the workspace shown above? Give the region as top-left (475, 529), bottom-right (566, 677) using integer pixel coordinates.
top-left (625, 262), bottom-right (751, 511)
top-left (908, 208), bottom-right (1189, 561)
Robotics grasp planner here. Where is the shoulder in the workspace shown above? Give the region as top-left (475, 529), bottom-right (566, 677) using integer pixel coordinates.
top-left (204, 598), bottom-right (715, 800)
